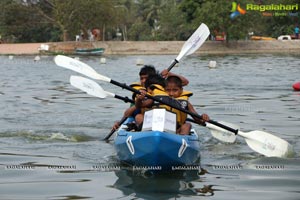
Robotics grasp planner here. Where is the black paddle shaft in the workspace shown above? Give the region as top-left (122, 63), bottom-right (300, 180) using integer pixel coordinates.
top-left (167, 59), bottom-right (179, 72)
top-left (103, 95), bottom-right (134, 141)
top-left (104, 116), bottom-right (128, 141)
top-left (110, 79), bottom-right (239, 134)
top-left (114, 95), bottom-right (134, 104)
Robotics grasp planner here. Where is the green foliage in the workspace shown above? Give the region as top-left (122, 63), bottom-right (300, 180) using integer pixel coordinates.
top-left (128, 21), bottom-right (152, 40)
top-left (184, 0), bottom-right (258, 41)
top-left (0, 0), bottom-right (60, 42)
top-left (0, 0), bottom-right (298, 42)
top-left (156, 1), bottom-right (189, 40)
top-left (178, 0), bottom-right (204, 23)
top-left (49, 0), bottom-right (117, 41)
top-left (259, 0), bottom-right (299, 37)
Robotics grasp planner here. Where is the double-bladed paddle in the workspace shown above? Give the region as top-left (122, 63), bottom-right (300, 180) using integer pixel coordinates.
top-left (55, 55), bottom-right (294, 158)
top-left (70, 75), bottom-right (131, 141)
top-left (70, 75), bottom-right (236, 143)
top-left (55, 55), bottom-right (237, 134)
top-left (69, 24), bottom-right (209, 141)
top-left (70, 75), bottom-right (133, 103)
top-left (167, 23), bottom-right (210, 71)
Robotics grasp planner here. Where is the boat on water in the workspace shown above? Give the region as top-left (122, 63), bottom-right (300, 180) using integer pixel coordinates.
top-left (251, 36), bottom-right (275, 40)
top-left (114, 116), bottom-right (201, 171)
top-left (74, 47), bottom-right (105, 55)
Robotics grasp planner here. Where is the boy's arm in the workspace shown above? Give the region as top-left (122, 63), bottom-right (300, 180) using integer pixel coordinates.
top-left (187, 102), bottom-right (210, 125)
top-left (136, 99), bottom-right (153, 108)
top-left (112, 106), bottom-right (137, 131)
top-left (135, 90), bottom-right (153, 108)
top-left (160, 69), bottom-right (189, 86)
top-left (124, 105), bottom-right (137, 117)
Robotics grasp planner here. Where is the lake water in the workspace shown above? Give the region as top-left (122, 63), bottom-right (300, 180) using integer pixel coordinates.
top-left (0, 54), bottom-right (299, 200)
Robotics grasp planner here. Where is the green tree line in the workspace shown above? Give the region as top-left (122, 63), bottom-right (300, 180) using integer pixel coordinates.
top-left (0, 0), bottom-right (298, 43)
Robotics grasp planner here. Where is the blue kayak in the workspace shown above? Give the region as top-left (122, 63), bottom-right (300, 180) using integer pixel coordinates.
top-left (114, 118), bottom-right (201, 171)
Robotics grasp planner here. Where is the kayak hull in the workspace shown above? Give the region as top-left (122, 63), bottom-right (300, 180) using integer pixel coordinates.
top-left (114, 119), bottom-right (200, 171)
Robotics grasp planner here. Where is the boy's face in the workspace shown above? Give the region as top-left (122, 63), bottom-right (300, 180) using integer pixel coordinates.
top-left (165, 82), bottom-right (182, 98)
top-left (140, 75), bottom-right (148, 87)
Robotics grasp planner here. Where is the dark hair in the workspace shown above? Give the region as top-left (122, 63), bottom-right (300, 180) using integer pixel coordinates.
top-left (145, 74), bottom-right (166, 89)
top-left (166, 76), bottom-right (182, 88)
top-left (139, 65), bottom-right (157, 76)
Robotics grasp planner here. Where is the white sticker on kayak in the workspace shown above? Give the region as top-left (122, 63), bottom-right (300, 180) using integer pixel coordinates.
top-left (126, 136), bottom-right (135, 155)
top-left (178, 139), bottom-right (188, 158)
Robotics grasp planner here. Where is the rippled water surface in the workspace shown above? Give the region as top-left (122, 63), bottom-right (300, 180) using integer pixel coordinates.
top-left (0, 54), bottom-right (299, 199)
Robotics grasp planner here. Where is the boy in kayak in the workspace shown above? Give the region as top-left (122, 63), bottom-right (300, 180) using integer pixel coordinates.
top-left (111, 66), bottom-right (189, 131)
top-left (111, 65), bottom-right (157, 131)
top-left (134, 74), bottom-right (167, 129)
top-left (164, 76), bottom-right (210, 135)
top-left (135, 74), bottom-right (207, 134)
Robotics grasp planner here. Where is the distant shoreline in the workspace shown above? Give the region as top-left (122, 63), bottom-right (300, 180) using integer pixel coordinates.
top-left (0, 40), bottom-right (300, 55)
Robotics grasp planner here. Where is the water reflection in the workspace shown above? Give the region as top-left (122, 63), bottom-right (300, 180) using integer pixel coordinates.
top-left (112, 168), bottom-right (215, 199)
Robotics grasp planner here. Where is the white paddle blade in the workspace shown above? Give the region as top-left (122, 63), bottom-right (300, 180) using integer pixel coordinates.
top-left (54, 55), bottom-right (111, 82)
top-left (206, 122), bottom-right (237, 143)
top-left (70, 75), bottom-right (111, 99)
top-left (239, 130), bottom-right (294, 158)
top-left (176, 23), bottom-right (210, 61)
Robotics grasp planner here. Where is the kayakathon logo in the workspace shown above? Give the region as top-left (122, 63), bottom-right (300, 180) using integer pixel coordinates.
top-left (230, 2), bottom-right (299, 19)
top-left (230, 2), bottom-right (246, 19)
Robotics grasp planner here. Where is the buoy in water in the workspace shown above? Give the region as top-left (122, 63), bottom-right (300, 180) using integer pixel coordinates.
top-left (292, 82), bottom-right (300, 91)
top-left (34, 56), bottom-right (40, 61)
top-left (136, 58), bottom-right (144, 66)
top-left (100, 57), bottom-right (106, 64)
top-left (209, 60), bottom-right (217, 68)
top-left (8, 55), bottom-right (14, 60)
